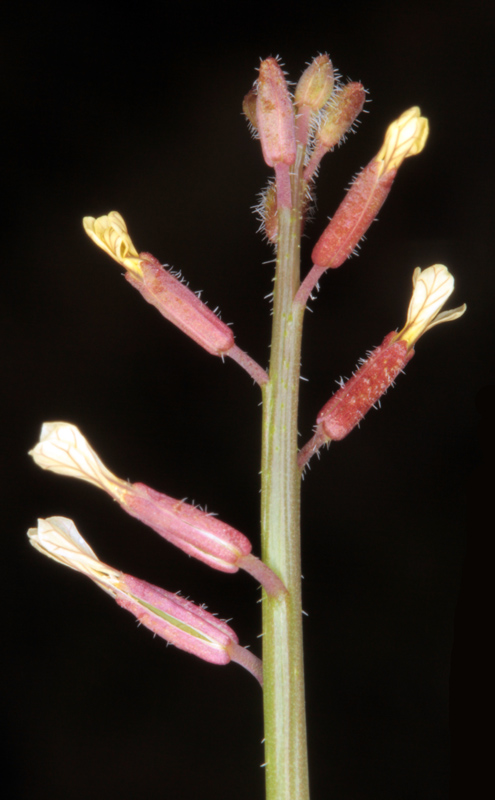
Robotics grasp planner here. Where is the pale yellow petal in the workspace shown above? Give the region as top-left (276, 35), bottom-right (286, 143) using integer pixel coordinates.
top-left (83, 211), bottom-right (143, 278)
top-left (396, 265), bottom-right (466, 348)
top-left (28, 517), bottom-right (120, 592)
top-left (375, 107), bottom-right (429, 176)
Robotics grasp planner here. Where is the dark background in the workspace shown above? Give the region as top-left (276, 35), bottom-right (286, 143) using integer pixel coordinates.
top-left (3, 1), bottom-right (493, 798)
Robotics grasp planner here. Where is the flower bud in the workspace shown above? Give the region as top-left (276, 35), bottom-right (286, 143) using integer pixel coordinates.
top-left (242, 87), bottom-right (258, 133)
top-left (83, 213), bottom-right (234, 356)
top-left (311, 107), bottom-right (428, 271)
top-left (303, 82), bottom-right (366, 180)
top-left (295, 54), bottom-right (335, 112)
top-left (256, 57), bottom-right (297, 169)
top-left (28, 516), bottom-right (262, 682)
top-left (316, 83), bottom-right (366, 150)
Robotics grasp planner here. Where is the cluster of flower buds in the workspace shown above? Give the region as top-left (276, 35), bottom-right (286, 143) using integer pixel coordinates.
top-left (28, 516), bottom-right (262, 682)
top-left (245, 55), bottom-right (427, 287)
top-left (298, 265), bottom-right (466, 466)
top-left (29, 422), bottom-right (286, 597)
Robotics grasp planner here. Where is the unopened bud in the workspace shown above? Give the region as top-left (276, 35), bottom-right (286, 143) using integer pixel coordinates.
top-left (255, 181), bottom-right (278, 243)
top-left (295, 54), bottom-right (334, 111)
top-left (242, 87), bottom-right (258, 133)
top-left (28, 516), bottom-right (262, 682)
top-left (316, 82), bottom-right (366, 150)
top-left (303, 82), bottom-right (366, 181)
top-left (256, 57), bottom-right (297, 168)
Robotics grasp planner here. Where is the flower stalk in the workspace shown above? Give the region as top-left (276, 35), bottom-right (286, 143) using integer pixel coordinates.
top-left (260, 138), bottom-right (309, 799)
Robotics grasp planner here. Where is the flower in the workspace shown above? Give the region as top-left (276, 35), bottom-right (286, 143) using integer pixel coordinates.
top-left (394, 264), bottom-right (467, 349)
top-left (83, 212), bottom-right (235, 356)
top-left (310, 107), bottom-right (428, 272)
top-left (28, 516), bottom-right (263, 682)
top-left (308, 265), bottom-right (465, 444)
top-left (29, 422), bottom-right (252, 573)
top-left (374, 107), bottom-right (429, 176)
top-left (83, 211), bottom-right (143, 278)
top-left (28, 421), bottom-right (127, 493)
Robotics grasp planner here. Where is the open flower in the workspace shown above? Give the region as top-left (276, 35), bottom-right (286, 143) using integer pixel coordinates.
top-left (28, 516), bottom-right (262, 682)
top-left (28, 421), bottom-right (127, 494)
top-left (298, 265), bottom-right (466, 458)
top-left (30, 422), bottom-right (286, 596)
top-left (393, 264), bottom-right (467, 349)
top-left (83, 212), bottom-right (235, 356)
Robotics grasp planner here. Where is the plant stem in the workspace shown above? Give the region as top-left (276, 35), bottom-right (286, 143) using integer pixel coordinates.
top-left (260, 146), bottom-right (310, 800)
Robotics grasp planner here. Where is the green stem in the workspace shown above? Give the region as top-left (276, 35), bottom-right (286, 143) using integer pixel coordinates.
top-left (261, 146), bottom-right (309, 800)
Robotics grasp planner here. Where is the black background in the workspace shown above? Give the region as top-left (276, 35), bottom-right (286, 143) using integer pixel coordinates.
top-left (3, 1), bottom-right (493, 798)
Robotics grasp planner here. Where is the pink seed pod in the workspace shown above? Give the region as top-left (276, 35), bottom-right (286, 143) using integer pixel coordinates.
top-left (118, 482), bottom-right (253, 573)
top-left (126, 253), bottom-right (235, 356)
top-left (317, 332), bottom-right (415, 441)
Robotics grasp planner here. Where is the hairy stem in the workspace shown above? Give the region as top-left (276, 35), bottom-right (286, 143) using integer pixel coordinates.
top-left (261, 145), bottom-right (310, 800)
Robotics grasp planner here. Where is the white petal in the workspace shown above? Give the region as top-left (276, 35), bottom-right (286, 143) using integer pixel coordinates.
top-left (397, 265), bottom-right (465, 347)
top-left (29, 422), bottom-right (125, 495)
top-left (28, 517), bottom-right (120, 590)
